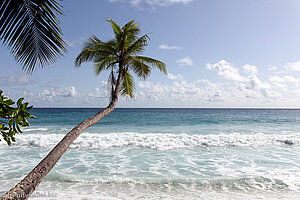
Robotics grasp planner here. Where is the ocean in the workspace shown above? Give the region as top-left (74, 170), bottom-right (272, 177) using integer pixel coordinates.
top-left (0, 108), bottom-right (300, 199)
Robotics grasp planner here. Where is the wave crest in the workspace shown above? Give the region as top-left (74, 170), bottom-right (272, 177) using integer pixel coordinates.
top-left (2, 132), bottom-right (299, 150)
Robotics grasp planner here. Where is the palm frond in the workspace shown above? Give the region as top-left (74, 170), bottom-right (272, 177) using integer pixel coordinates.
top-left (121, 70), bottom-right (135, 98)
top-left (134, 56), bottom-right (167, 74)
top-left (0, 0), bottom-right (66, 73)
top-left (107, 69), bottom-right (117, 101)
top-left (82, 35), bottom-right (103, 49)
top-left (126, 34), bottom-right (149, 56)
top-left (94, 56), bottom-right (117, 75)
top-left (84, 36), bottom-right (117, 54)
top-left (107, 18), bottom-right (123, 46)
top-left (75, 37), bottom-right (117, 67)
top-left (123, 20), bottom-right (139, 34)
top-left (122, 20), bottom-right (140, 49)
top-left (128, 57), bottom-right (151, 79)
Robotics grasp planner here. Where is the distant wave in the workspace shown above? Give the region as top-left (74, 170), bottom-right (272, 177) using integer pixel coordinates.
top-left (22, 127), bottom-right (48, 132)
top-left (1, 132), bottom-right (299, 150)
top-left (45, 171), bottom-right (297, 192)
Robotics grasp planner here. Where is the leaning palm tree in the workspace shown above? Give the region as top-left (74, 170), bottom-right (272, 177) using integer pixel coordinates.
top-left (1, 19), bottom-right (166, 200)
top-left (0, 0), bottom-right (66, 73)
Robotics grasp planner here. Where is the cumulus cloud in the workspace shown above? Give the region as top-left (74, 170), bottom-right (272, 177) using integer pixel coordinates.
top-left (248, 75), bottom-right (279, 99)
top-left (206, 60), bottom-right (283, 101)
top-left (243, 64), bottom-right (257, 74)
top-left (269, 75), bottom-right (299, 84)
top-left (88, 88), bottom-right (103, 98)
top-left (268, 75), bottom-right (299, 91)
top-left (167, 73), bottom-right (184, 80)
top-left (176, 56), bottom-right (194, 66)
top-left (207, 60), bottom-right (248, 82)
top-left (269, 76), bottom-right (286, 83)
top-left (16, 86), bottom-right (81, 107)
top-left (40, 86), bottom-right (78, 101)
top-left (136, 76), bottom-right (227, 104)
top-left (286, 61), bottom-right (300, 71)
top-left (159, 44), bottom-right (181, 50)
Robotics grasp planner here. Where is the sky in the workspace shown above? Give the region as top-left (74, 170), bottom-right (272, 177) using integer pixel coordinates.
top-left (1, 0), bottom-right (300, 108)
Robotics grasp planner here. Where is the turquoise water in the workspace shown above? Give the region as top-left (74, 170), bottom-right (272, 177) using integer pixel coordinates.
top-left (1, 108), bottom-right (300, 199)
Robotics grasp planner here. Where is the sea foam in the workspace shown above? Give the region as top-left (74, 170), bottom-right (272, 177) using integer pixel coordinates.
top-left (2, 132), bottom-right (299, 150)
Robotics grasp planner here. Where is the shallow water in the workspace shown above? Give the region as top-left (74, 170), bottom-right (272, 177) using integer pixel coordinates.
top-left (1, 108), bottom-right (300, 199)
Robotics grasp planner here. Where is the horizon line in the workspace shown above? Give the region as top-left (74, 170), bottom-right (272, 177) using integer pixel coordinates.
top-left (32, 107), bottom-right (300, 109)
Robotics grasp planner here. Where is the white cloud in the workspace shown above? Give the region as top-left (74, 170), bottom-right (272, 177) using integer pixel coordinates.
top-left (207, 60), bottom-right (248, 82)
top-left (0, 73), bottom-right (40, 86)
top-left (136, 76), bottom-right (227, 104)
top-left (269, 75), bottom-right (299, 83)
top-left (5, 59), bottom-right (300, 107)
top-left (284, 75), bottom-right (298, 83)
top-left (248, 75), bottom-right (278, 99)
top-left (167, 73), bottom-right (184, 80)
top-left (286, 61), bottom-right (300, 71)
top-left (108, 0), bottom-right (194, 6)
top-left (88, 85), bottom-right (111, 99)
top-left (268, 75), bottom-right (300, 92)
top-left (16, 86), bottom-right (82, 107)
top-left (176, 56), bottom-right (194, 66)
top-left (206, 60), bottom-right (283, 101)
top-left (147, 0), bottom-right (193, 6)
top-left (89, 88), bottom-right (103, 98)
top-left (243, 64), bottom-right (257, 74)
top-left (159, 44), bottom-right (181, 50)
top-left (269, 76), bottom-right (286, 83)
top-left (39, 86), bottom-right (78, 102)
top-left (249, 75), bottom-right (264, 89)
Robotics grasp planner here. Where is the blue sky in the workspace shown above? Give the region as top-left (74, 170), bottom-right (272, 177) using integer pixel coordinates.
top-left (1, 0), bottom-right (300, 108)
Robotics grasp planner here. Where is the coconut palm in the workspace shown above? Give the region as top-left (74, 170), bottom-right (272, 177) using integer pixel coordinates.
top-left (0, 0), bottom-right (66, 73)
top-left (1, 19), bottom-right (166, 200)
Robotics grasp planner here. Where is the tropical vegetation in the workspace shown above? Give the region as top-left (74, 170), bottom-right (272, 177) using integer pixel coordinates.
top-left (0, 90), bottom-right (35, 145)
top-left (0, 0), bottom-right (66, 145)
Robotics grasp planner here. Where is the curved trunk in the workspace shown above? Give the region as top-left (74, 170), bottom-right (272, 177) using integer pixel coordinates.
top-left (1, 70), bottom-right (123, 200)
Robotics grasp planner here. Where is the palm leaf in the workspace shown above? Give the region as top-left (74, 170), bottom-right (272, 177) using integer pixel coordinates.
top-left (122, 20), bottom-right (140, 49)
top-left (107, 19), bottom-right (123, 48)
top-left (75, 37), bottom-right (117, 67)
top-left (0, 0), bottom-right (66, 73)
top-left (121, 70), bottom-right (135, 98)
top-left (94, 56), bottom-right (117, 75)
top-left (126, 34), bottom-right (149, 56)
top-left (128, 57), bottom-right (151, 79)
top-left (107, 69), bottom-right (117, 101)
top-left (134, 56), bottom-right (167, 74)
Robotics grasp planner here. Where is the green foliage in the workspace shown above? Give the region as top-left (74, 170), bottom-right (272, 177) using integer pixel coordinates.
top-left (0, 0), bottom-right (66, 73)
top-left (0, 90), bottom-right (35, 145)
top-left (121, 70), bottom-right (135, 98)
top-left (76, 19), bottom-right (167, 99)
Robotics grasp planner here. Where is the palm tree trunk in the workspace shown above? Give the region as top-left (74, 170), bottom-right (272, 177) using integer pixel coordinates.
top-left (1, 69), bottom-right (123, 200)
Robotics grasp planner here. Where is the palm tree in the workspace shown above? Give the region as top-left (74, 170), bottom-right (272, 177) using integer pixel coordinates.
top-left (0, 0), bottom-right (66, 73)
top-left (1, 19), bottom-right (166, 200)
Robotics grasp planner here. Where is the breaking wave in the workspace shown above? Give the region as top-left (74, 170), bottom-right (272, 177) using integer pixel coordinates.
top-left (2, 132), bottom-right (299, 150)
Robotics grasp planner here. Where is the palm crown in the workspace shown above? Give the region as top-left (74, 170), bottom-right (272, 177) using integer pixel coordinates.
top-left (75, 19), bottom-right (166, 99)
